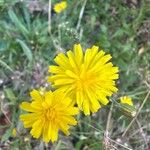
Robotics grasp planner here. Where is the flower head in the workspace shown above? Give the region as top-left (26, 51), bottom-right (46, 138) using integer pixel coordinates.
top-left (120, 96), bottom-right (133, 106)
top-left (12, 128), bottom-right (17, 137)
top-left (20, 89), bottom-right (79, 142)
top-left (48, 44), bottom-right (119, 115)
top-left (119, 96), bottom-right (136, 117)
top-left (54, 1), bottom-right (67, 13)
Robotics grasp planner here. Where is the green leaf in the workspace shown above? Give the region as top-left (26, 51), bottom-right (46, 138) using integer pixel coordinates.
top-left (0, 40), bottom-right (8, 52)
top-left (17, 39), bottom-right (33, 62)
top-left (1, 128), bottom-right (12, 142)
top-left (0, 0), bottom-right (4, 6)
top-left (8, 9), bottom-right (29, 37)
top-left (101, 24), bottom-right (107, 33)
top-left (0, 59), bottom-right (13, 72)
top-left (22, 6), bottom-right (31, 30)
top-left (4, 88), bottom-right (17, 102)
top-left (112, 29), bottom-right (125, 38)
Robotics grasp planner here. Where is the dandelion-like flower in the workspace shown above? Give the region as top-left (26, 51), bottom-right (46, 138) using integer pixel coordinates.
top-left (48, 44), bottom-right (119, 115)
top-left (54, 1), bottom-right (67, 13)
top-left (20, 89), bottom-right (79, 142)
top-left (120, 96), bottom-right (136, 117)
top-left (120, 96), bottom-right (133, 106)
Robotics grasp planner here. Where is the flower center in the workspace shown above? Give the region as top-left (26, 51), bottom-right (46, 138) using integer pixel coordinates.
top-left (76, 72), bottom-right (96, 91)
top-left (44, 108), bottom-right (57, 121)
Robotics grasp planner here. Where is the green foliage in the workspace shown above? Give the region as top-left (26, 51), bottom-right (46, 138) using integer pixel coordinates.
top-left (0, 0), bottom-right (150, 149)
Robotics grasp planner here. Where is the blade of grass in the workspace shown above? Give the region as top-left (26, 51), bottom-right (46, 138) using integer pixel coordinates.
top-left (17, 39), bottom-right (33, 62)
top-left (0, 59), bottom-right (13, 73)
top-left (8, 9), bottom-right (29, 37)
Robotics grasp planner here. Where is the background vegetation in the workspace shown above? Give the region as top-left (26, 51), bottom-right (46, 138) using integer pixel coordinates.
top-left (0, 0), bottom-right (150, 149)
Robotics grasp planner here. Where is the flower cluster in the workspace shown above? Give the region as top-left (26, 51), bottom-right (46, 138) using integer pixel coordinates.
top-left (48, 44), bottom-right (119, 115)
top-left (20, 44), bottom-right (119, 142)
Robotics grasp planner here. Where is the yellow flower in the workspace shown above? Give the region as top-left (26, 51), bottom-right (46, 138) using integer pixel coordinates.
top-left (12, 128), bottom-right (17, 137)
top-left (120, 96), bottom-right (133, 106)
top-left (20, 89), bottom-right (79, 142)
top-left (48, 44), bottom-right (119, 115)
top-left (120, 96), bottom-right (136, 117)
top-left (54, 1), bottom-right (67, 13)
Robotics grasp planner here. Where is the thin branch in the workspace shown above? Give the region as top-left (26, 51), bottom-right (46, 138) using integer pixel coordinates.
top-left (76, 0), bottom-right (87, 31)
top-left (104, 103), bottom-right (113, 150)
top-left (107, 137), bottom-right (132, 150)
top-left (106, 103), bottom-right (113, 132)
top-left (144, 80), bottom-right (150, 89)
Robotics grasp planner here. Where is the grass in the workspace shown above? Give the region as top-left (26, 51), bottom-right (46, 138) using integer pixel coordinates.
top-left (0, 0), bottom-right (150, 149)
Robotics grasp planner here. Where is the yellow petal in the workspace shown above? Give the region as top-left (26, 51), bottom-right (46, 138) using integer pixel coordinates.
top-left (20, 102), bottom-right (38, 112)
top-left (76, 92), bottom-right (83, 109)
top-left (30, 90), bottom-right (43, 102)
top-left (96, 91), bottom-right (109, 105)
top-left (54, 78), bottom-right (74, 86)
top-left (84, 48), bottom-right (91, 69)
top-left (31, 101), bottom-right (43, 110)
top-left (64, 107), bottom-right (79, 115)
top-left (89, 50), bottom-right (105, 68)
top-left (30, 119), bottom-right (43, 138)
top-left (74, 44), bottom-right (83, 66)
top-left (48, 122), bottom-right (58, 142)
top-left (49, 66), bottom-right (64, 74)
top-left (44, 91), bottom-right (53, 106)
top-left (20, 113), bottom-right (39, 128)
top-left (61, 116), bottom-right (77, 125)
top-left (67, 50), bottom-right (78, 69)
top-left (65, 70), bottom-right (78, 78)
top-left (86, 89), bottom-right (100, 112)
top-left (54, 53), bottom-right (70, 69)
top-left (59, 123), bottom-right (70, 135)
top-left (42, 122), bottom-right (49, 142)
top-left (83, 99), bottom-right (90, 115)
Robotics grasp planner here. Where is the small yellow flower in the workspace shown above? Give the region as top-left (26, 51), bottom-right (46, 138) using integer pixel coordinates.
top-left (54, 1), bottom-right (67, 13)
top-left (120, 96), bottom-right (136, 117)
top-left (120, 96), bottom-right (133, 106)
top-left (12, 128), bottom-right (17, 137)
top-left (48, 44), bottom-right (119, 115)
top-left (20, 89), bottom-right (79, 142)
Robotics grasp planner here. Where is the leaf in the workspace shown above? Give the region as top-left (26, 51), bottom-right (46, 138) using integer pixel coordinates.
top-left (112, 29), bottom-right (125, 38)
top-left (4, 88), bottom-right (17, 102)
top-left (0, 40), bottom-right (8, 52)
top-left (17, 39), bottom-right (33, 62)
top-left (22, 6), bottom-right (31, 30)
top-left (8, 9), bottom-right (29, 37)
top-left (1, 128), bottom-right (12, 142)
top-left (0, 0), bottom-right (4, 6)
top-left (101, 24), bottom-right (107, 33)
top-left (0, 59), bottom-right (13, 72)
